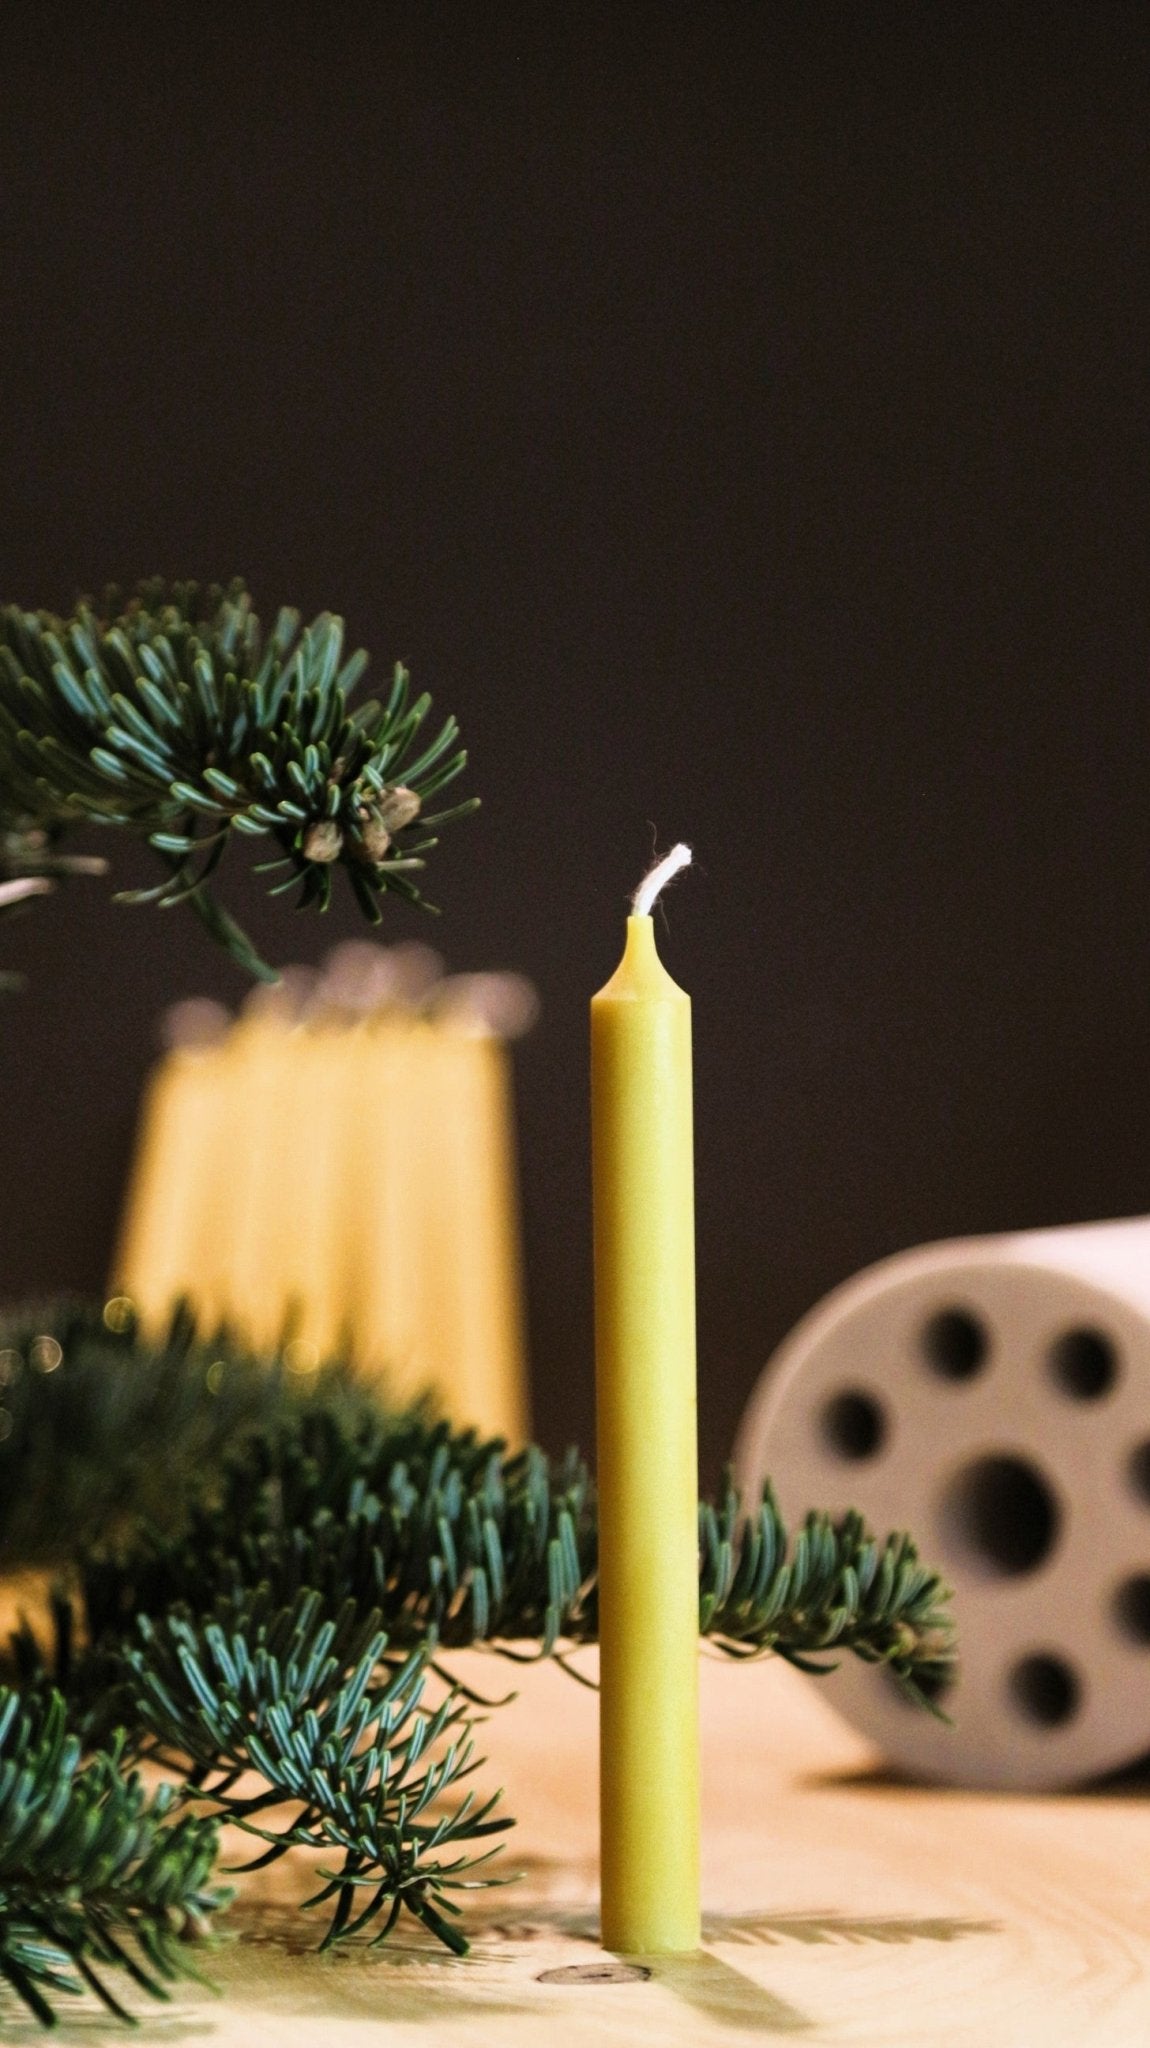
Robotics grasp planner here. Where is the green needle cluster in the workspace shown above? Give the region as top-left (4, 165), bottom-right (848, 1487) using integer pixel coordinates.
top-left (0, 579), bottom-right (475, 979)
top-left (72, 1390), bottom-right (953, 1705)
top-left (0, 1688), bottom-right (225, 2027)
top-left (128, 1592), bottom-right (510, 1953)
top-left (0, 1301), bottom-right (955, 2024)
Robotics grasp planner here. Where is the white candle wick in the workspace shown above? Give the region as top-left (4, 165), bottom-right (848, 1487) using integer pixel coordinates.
top-left (632, 843), bottom-right (693, 917)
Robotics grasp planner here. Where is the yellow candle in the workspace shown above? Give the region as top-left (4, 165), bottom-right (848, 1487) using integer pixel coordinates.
top-left (113, 1041), bottom-right (228, 1329)
top-left (352, 1014), bottom-right (437, 1402)
top-left (350, 1020), bottom-right (522, 1435)
top-left (591, 844), bottom-right (700, 1955)
top-left (219, 1012), bottom-right (308, 1354)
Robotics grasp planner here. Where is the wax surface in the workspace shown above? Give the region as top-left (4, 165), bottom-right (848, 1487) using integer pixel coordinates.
top-left (113, 1046), bottom-right (227, 1327)
top-left (114, 1009), bottom-right (528, 1440)
top-left (591, 913), bottom-right (700, 1954)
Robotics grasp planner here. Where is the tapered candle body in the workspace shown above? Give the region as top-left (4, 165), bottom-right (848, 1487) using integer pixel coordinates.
top-left (591, 912), bottom-right (700, 1954)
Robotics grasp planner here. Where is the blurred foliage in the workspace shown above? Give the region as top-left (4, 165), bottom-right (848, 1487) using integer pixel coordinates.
top-left (0, 1303), bottom-right (955, 2022)
top-left (0, 1298), bottom-right (381, 1567)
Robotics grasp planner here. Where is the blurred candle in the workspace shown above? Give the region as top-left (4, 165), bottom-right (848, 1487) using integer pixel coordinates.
top-left (113, 1020), bottom-right (229, 1330)
top-left (219, 1010), bottom-right (311, 1354)
top-left (353, 1013), bottom-right (441, 1404)
top-left (591, 844), bottom-right (699, 1954)
top-left (114, 951), bottom-right (532, 1439)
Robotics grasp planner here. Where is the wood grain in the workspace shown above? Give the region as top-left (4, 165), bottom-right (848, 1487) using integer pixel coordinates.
top-left (8, 1631), bottom-right (1150, 2043)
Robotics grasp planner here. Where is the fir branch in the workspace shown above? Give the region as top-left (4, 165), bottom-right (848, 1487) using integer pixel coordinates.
top-left (75, 1409), bottom-right (592, 1677)
top-left (70, 1400), bottom-right (954, 1709)
top-left (0, 580), bottom-right (476, 979)
top-left (123, 1590), bottom-right (510, 1954)
top-left (0, 1308), bottom-right (954, 1701)
top-left (0, 1300), bottom-right (381, 1570)
top-left (0, 1687), bottom-right (226, 2028)
top-left (698, 1478), bottom-right (955, 1710)
top-left (0, 1307), bottom-right (954, 2011)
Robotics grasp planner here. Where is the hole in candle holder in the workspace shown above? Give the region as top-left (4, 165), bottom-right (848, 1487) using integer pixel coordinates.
top-left (920, 1307), bottom-right (989, 1381)
top-left (939, 1454), bottom-right (1059, 1577)
top-left (1008, 1652), bottom-right (1081, 1728)
top-left (1048, 1327), bottom-right (1119, 1401)
top-left (1113, 1575), bottom-right (1150, 1645)
top-left (820, 1388), bottom-right (887, 1461)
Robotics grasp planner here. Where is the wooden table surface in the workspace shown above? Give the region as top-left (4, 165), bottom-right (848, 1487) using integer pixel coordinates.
top-left (14, 1645), bottom-right (1150, 2044)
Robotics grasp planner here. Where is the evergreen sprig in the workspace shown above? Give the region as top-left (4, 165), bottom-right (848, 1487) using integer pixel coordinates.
top-left (0, 1687), bottom-right (226, 2027)
top-left (126, 1592), bottom-right (509, 1953)
top-left (0, 1305), bottom-right (956, 2024)
top-left (0, 580), bottom-right (475, 979)
top-left (699, 1479), bottom-right (955, 1706)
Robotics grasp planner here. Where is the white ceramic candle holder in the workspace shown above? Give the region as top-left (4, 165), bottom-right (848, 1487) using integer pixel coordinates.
top-left (734, 1216), bottom-right (1150, 1790)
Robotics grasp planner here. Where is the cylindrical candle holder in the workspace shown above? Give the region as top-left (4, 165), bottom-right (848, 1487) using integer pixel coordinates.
top-left (735, 1216), bottom-right (1150, 1791)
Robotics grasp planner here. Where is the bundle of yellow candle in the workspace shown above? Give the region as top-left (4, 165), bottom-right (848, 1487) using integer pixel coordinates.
top-left (113, 942), bottom-right (535, 1440)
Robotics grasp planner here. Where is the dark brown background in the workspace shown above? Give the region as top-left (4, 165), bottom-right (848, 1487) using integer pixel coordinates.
top-left (1, 6), bottom-right (1148, 1485)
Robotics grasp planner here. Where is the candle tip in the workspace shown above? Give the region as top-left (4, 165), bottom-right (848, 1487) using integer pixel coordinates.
top-left (632, 843), bottom-right (692, 918)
